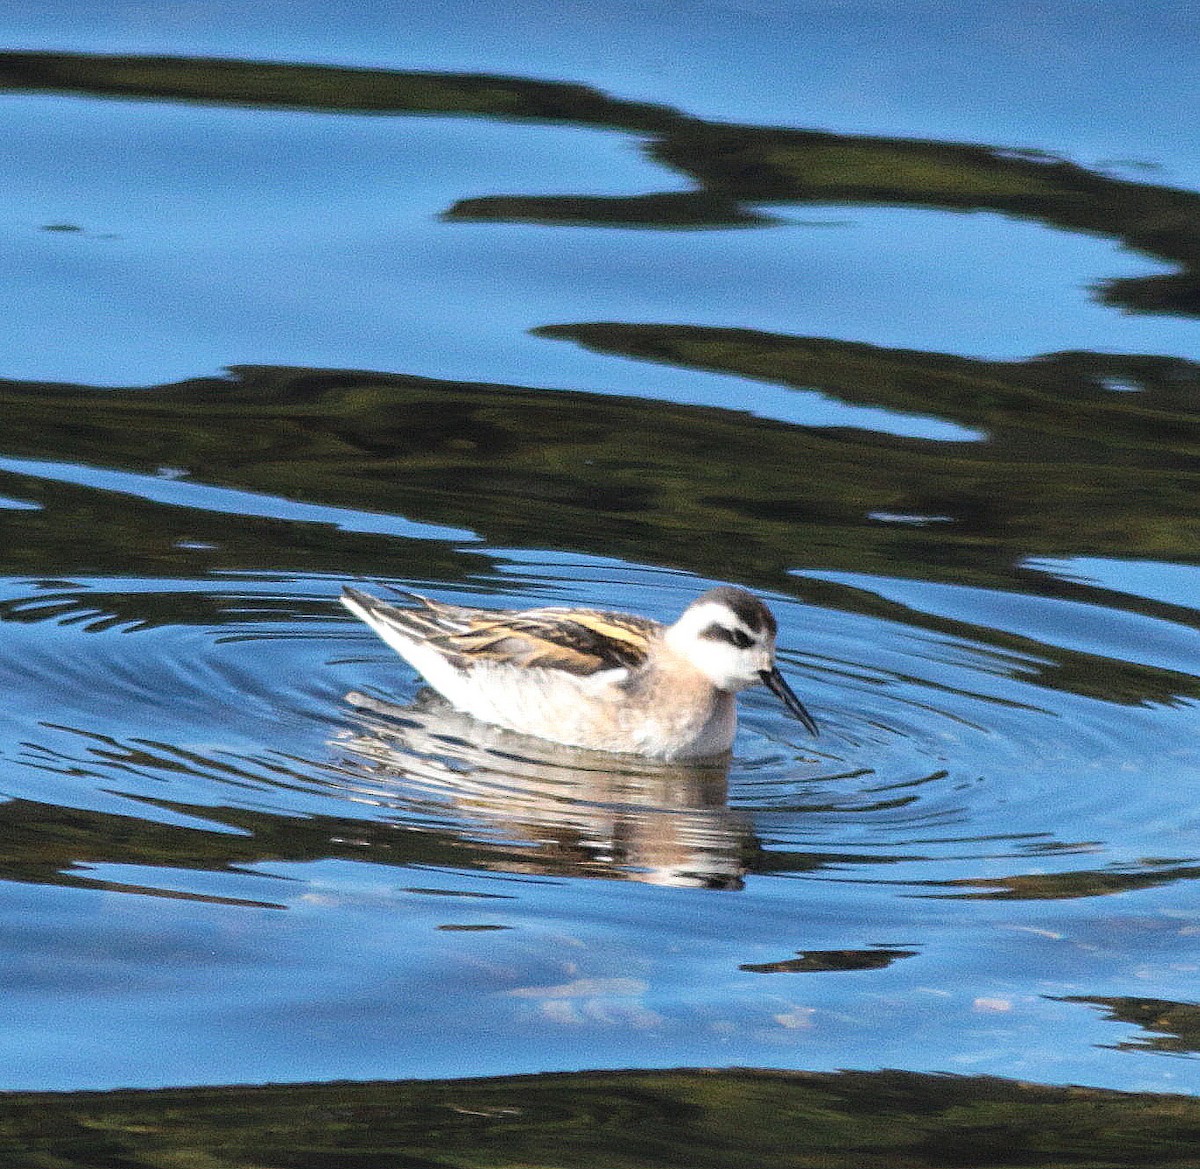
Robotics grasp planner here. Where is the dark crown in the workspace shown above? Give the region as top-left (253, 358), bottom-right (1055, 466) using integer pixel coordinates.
top-left (689, 586), bottom-right (776, 636)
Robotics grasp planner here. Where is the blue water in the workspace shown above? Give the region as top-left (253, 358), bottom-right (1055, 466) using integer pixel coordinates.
top-left (1, 0), bottom-right (1199, 1114)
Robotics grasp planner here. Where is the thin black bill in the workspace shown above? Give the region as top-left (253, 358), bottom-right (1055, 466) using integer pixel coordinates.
top-left (760, 668), bottom-right (819, 737)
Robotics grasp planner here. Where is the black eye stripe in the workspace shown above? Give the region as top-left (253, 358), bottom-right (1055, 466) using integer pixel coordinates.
top-left (693, 586), bottom-right (776, 636)
top-left (700, 622), bottom-right (755, 649)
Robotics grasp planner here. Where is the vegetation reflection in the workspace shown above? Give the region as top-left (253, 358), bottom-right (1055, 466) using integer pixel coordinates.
top-left (4, 49), bottom-right (1200, 315)
top-left (1057, 995), bottom-right (1200, 1055)
top-left (5, 1066), bottom-right (1200, 1168)
top-left (2, 333), bottom-right (1196, 715)
top-left (2, 705), bottom-right (1191, 904)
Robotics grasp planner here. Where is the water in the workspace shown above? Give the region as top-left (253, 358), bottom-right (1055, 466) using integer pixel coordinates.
top-left (1, 4), bottom-right (1199, 1159)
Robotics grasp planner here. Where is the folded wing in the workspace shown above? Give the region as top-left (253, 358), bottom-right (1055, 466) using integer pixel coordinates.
top-left (342, 587), bottom-right (658, 677)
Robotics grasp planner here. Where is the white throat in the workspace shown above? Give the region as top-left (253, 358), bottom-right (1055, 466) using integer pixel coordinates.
top-left (665, 601), bottom-right (772, 692)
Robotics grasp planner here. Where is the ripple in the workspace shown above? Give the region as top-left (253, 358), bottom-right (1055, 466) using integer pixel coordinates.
top-left (0, 563), bottom-right (1197, 902)
top-left (0, 455), bottom-right (478, 541)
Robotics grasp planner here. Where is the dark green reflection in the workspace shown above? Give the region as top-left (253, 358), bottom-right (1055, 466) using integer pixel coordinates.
top-left (5, 50), bottom-right (1200, 314)
top-left (0, 793), bottom-right (468, 906)
top-left (905, 861), bottom-right (1200, 900)
top-left (4, 349), bottom-right (1199, 585)
top-left (0, 723), bottom-right (1189, 901)
top-left (3, 336), bottom-right (1197, 711)
top-left (0, 704), bottom-right (840, 898)
top-left (5, 1067), bottom-right (1200, 1168)
top-left (1057, 995), bottom-right (1200, 1055)
top-left (0, 50), bottom-right (678, 129)
top-left (740, 947), bottom-right (919, 973)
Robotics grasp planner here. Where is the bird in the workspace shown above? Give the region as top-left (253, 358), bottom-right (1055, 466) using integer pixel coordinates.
top-left (340, 584), bottom-right (818, 760)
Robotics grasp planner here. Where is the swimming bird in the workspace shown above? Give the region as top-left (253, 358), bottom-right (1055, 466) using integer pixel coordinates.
top-left (340, 585), bottom-right (818, 759)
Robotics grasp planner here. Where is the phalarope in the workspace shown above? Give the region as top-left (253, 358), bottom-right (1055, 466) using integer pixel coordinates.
top-left (341, 584), bottom-right (818, 759)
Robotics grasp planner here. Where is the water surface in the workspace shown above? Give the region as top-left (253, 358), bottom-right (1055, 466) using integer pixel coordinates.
top-left (1, 6), bottom-right (1199, 1162)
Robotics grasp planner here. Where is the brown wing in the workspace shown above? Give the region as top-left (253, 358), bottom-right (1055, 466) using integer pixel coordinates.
top-left (435, 607), bottom-right (659, 676)
top-left (343, 588), bottom-right (659, 677)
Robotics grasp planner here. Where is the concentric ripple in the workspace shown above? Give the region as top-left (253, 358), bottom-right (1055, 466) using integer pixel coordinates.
top-left (1, 558), bottom-right (1195, 905)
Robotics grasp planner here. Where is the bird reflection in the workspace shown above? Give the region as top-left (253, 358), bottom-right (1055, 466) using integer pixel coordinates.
top-left (331, 689), bottom-right (753, 889)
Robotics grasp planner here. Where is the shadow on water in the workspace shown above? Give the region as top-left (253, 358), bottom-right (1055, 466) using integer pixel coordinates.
top-left (4, 50), bottom-right (1200, 316)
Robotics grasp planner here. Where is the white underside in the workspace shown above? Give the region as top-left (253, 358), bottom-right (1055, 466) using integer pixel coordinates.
top-left (343, 594), bottom-right (736, 759)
